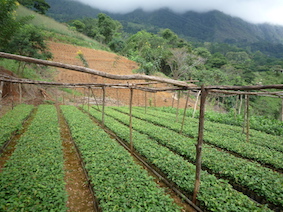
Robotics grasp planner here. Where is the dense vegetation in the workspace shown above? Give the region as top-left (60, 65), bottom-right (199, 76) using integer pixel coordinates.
top-left (1, 0), bottom-right (283, 119)
top-left (0, 105), bottom-right (67, 211)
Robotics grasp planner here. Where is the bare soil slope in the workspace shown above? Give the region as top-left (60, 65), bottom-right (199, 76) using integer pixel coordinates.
top-left (49, 41), bottom-right (193, 108)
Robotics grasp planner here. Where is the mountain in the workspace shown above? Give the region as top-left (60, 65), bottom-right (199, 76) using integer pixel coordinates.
top-left (46, 0), bottom-right (283, 45)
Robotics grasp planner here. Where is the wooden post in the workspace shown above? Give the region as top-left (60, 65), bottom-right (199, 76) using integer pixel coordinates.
top-left (144, 91), bottom-right (147, 114)
top-left (172, 92), bottom-right (175, 108)
top-left (246, 95), bottom-right (250, 142)
top-left (242, 95), bottom-right (247, 134)
top-left (0, 81), bottom-right (3, 102)
top-left (87, 87), bottom-right (90, 111)
top-left (90, 87), bottom-right (100, 111)
top-left (192, 91), bottom-right (201, 118)
top-left (180, 91), bottom-right (190, 133)
top-left (238, 95), bottom-right (243, 115)
top-left (116, 88), bottom-right (120, 106)
top-left (19, 84), bottom-right (22, 104)
top-left (176, 91), bottom-right (180, 122)
top-left (102, 86), bottom-right (106, 126)
top-left (154, 92), bottom-right (156, 107)
top-left (193, 85), bottom-right (208, 204)
top-left (129, 88), bottom-right (134, 153)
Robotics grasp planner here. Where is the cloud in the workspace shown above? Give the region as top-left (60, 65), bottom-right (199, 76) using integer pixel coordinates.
top-left (74, 0), bottom-right (283, 25)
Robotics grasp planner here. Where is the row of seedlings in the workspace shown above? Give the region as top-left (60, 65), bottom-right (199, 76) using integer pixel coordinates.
top-left (126, 106), bottom-right (283, 169)
top-left (60, 105), bottom-right (182, 212)
top-left (154, 106), bottom-right (283, 136)
top-left (0, 104), bottom-right (34, 149)
top-left (148, 106), bottom-right (283, 152)
top-left (107, 106), bottom-right (283, 210)
top-left (0, 105), bottom-right (67, 211)
top-left (83, 105), bottom-right (271, 212)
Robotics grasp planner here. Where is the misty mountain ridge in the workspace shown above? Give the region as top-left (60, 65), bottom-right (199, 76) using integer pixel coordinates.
top-left (46, 0), bottom-right (283, 45)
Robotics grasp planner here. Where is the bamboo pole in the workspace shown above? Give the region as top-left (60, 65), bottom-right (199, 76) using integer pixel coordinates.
top-left (176, 91), bottom-right (180, 122)
top-left (129, 88), bottom-right (134, 153)
top-left (19, 83), bottom-right (22, 104)
top-left (90, 87), bottom-right (100, 111)
top-left (87, 87), bottom-right (90, 111)
top-left (102, 86), bottom-right (106, 126)
top-left (193, 85), bottom-right (208, 204)
top-left (192, 91), bottom-right (201, 118)
top-left (242, 95), bottom-right (247, 134)
top-left (246, 95), bottom-right (250, 142)
top-left (180, 91), bottom-right (190, 134)
top-left (238, 95), bottom-right (243, 115)
top-left (144, 91), bottom-right (147, 114)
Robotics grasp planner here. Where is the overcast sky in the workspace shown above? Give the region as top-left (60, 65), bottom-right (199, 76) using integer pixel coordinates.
top-left (73, 0), bottom-right (283, 25)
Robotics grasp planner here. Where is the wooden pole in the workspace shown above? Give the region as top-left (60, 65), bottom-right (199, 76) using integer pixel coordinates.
top-left (192, 91), bottom-right (201, 118)
top-left (242, 95), bottom-right (247, 134)
top-left (144, 91), bottom-right (147, 114)
top-left (87, 87), bottom-right (90, 111)
top-left (116, 88), bottom-right (120, 106)
top-left (176, 91), bottom-right (180, 122)
top-left (180, 91), bottom-right (190, 133)
top-left (19, 84), bottom-right (22, 104)
top-left (172, 92), bottom-right (175, 108)
top-left (193, 85), bottom-right (208, 204)
top-left (238, 95), bottom-right (243, 115)
top-left (90, 87), bottom-right (100, 111)
top-left (0, 81), bottom-right (3, 102)
top-left (102, 86), bottom-right (106, 126)
top-left (129, 88), bottom-right (134, 153)
top-left (246, 95), bottom-right (250, 142)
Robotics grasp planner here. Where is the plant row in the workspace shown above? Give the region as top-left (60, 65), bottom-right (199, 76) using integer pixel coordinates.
top-left (0, 104), bottom-right (34, 149)
top-left (105, 107), bottom-right (283, 208)
top-left (83, 105), bottom-right (271, 212)
top-left (156, 106), bottom-right (283, 136)
top-left (135, 106), bottom-right (283, 153)
top-left (60, 105), bottom-right (181, 212)
top-left (0, 105), bottom-right (67, 211)
top-left (121, 106), bottom-right (283, 168)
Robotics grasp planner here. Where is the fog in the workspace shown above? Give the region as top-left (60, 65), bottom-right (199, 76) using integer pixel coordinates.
top-left (73, 0), bottom-right (283, 25)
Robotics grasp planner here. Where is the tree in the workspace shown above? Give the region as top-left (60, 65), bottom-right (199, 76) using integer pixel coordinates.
top-left (123, 30), bottom-right (168, 75)
top-left (97, 13), bottom-right (122, 44)
top-left (0, 0), bottom-right (21, 50)
top-left (18, 0), bottom-right (50, 14)
top-left (167, 48), bottom-right (206, 80)
top-left (6, 24), bottom-right (52, 76)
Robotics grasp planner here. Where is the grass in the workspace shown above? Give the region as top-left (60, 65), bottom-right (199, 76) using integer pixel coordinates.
top-left (16, 5), bottom-right (109, 50)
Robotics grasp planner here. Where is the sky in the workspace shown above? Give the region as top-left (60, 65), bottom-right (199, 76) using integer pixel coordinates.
top-left (73, 0), bottom-right (283, 25)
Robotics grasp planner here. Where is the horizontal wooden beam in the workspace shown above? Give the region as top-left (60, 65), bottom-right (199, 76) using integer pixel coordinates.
top-left (0, 52), bottom-right (190, 88)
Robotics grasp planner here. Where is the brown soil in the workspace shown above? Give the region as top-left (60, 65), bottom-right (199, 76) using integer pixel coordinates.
top-left (48, 41), bottom-right (195, 108)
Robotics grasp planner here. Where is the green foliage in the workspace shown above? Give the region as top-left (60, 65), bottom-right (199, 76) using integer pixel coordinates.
top-left (112, 106), bottom-right (283, 208)
top-left (85, 105), bottom-right (271, 211)
top-left (0, 105), bottom-right (67, 211)
top-left (5, 24), bottom-right (52, 76)
top-left (0, 104), bottom-right (34, 148)
top-left (61, 105), bottom-right (181, 211)
top-left (18, 0), bottom-right (50, 14)
top-left (0, 0), bottom-right (21, 50)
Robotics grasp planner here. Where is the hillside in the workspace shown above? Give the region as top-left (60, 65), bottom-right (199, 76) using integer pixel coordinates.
top-left (46, 0), bottom-right (283, 44)
top-left (48, 41), bottom-right (191, 108)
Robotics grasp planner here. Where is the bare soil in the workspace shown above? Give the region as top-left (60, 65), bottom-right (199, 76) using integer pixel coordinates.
top-left (48, 41), bottom-right (195, 108)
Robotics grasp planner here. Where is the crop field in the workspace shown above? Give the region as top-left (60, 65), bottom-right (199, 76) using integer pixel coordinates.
top-left (0, 104), bottom-right (282, 211)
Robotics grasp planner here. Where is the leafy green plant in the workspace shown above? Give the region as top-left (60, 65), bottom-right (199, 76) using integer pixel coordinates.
top-left (0, 104), bottom-right (34, 149)
top-left (61, 105), bottom-right (181, 211)
top-left (0, 105), bottom-right (67, 211)
top-left (83, 105), bottom-right (271, 211)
